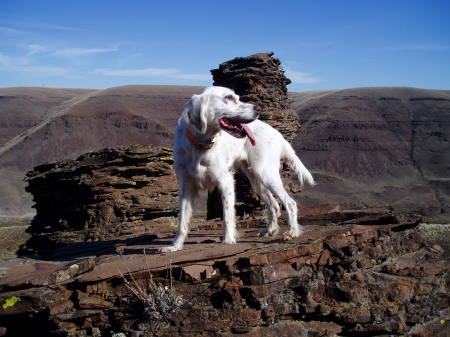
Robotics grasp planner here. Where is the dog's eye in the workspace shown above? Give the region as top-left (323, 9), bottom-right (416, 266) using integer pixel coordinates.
top-left (224, 95), bottom-right (236, 103)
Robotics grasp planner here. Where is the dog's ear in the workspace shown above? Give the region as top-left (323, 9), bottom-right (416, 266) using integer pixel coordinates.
top-left (184, 94), bottom-right (209, 134)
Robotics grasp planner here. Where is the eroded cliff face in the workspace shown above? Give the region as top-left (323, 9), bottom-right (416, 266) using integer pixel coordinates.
top-left (290, 87), bottom-right (450, 218)
top-left (21, 146), bottom-right (178, 256)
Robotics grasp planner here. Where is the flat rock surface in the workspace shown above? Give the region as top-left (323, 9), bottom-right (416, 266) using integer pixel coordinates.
top-left (0, 224), bottom-right (333, 286)
top-left (1, 218), bottom-right (449, 337)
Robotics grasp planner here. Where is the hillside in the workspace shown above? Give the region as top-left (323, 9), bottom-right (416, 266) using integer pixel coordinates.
top-left (0, 85), bottom-right (449, 220)
top-left (290, 87), bottom-right (450, 216)
top-left (0, 87), bottom-right (95, 146)
top-left (0, 85), bottom-right (201, 220)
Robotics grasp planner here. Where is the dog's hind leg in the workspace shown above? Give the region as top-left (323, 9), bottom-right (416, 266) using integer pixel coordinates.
top-left (258, 190), bottom-right (281, 236)
top-left (259, 170), bottom-right (303, 240)
top-left (160, 185), bottom-right (195, 252)
top-left (240, 165), bottom-right (281, 237)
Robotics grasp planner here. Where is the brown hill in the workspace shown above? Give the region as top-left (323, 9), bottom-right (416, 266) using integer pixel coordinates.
top-left (0, 85), bottom-right (449, 221)
top-left (0, 87), bottom-right (95, 145)
top-left (0, 85), bottom-right (201, 220)
top-left (290, 87), bottom-right (450, 216)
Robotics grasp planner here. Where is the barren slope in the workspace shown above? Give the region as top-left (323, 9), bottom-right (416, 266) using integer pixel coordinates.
top-left (0, 85), bottom-right (449, 221)
top-left (290, 87), bottom-right (450, 215)
top-left (0, 85), bottom-right (201, 219)
top-left (0, 87), bottom-right (95, 146)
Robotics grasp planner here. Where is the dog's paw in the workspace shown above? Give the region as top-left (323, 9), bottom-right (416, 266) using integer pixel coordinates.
top-left (159, 245), bottom-right (181, 253)
top-left (222, 238), bottom-right (237, 245)
top-left (282, 228), bottom-right (303, 241)
top-left (257, 227), bottom-right (279, 237)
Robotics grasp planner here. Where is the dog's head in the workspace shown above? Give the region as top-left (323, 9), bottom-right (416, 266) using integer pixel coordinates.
top-left (183, 86), bottom-right (260, 144)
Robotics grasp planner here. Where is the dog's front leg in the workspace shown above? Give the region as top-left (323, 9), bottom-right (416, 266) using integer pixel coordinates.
top-left (160, 186), bottom-right (194, 252)
top-left (218, 173), bottom-right (238, 244)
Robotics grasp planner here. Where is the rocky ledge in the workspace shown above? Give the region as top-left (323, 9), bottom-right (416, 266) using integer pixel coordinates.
top-left (20, 145), bottom-right (178, 256)
top-left (1, 209), bottom-right (448, 337)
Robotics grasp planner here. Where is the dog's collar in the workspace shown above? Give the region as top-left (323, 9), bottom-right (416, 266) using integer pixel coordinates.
top-left (185, 128), bottom-right (215, 150)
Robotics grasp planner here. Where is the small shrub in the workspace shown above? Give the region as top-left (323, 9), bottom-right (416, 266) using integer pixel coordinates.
top-left (118, 250), bottom-right (183, 331)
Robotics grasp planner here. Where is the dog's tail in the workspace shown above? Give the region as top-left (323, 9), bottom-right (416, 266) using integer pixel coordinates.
top-left (282, 140), bottom-right (315, 187)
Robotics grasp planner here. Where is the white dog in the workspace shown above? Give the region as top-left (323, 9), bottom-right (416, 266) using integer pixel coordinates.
top-left (161, 86), bottom-right (314, 252)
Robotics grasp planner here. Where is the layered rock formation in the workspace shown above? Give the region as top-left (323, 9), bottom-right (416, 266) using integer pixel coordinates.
top-left (209, 52), bottom-right (301, 218)
top-left (21, 145), bottom-right (178, 256)
top-left (1, 213), bottom-right (448, 336)
top-left (211, 52), bottom-right (299, 140)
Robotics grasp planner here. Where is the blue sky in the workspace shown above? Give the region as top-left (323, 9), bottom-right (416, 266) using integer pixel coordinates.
top-left (1, 0), bottom-right (449, 91)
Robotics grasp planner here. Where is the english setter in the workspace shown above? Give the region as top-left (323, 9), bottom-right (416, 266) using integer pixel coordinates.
top-left (161, 86), bottom-right (314, 252)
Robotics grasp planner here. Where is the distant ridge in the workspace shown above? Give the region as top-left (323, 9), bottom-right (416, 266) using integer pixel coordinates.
top-left (0, 85), bottom-right (449, 221)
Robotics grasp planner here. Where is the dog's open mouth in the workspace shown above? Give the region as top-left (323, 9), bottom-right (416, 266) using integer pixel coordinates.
top-left (219, 118), bottom-right (256, 146)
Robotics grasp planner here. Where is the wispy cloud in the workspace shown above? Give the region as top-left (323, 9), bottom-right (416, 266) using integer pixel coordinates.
top-left (27, 44), bottom-right (47, 55)
top-left (96, 67), bottom-right (210, 81)
top-left (52, 47), bottom-right (118, 57)
top-left (21, 22), bottom-right (90, 32)
top-left (0, 26), bottom-right (23, 34)
top-left (380, 44), bottom-right (450, 52)
top-left (285, 69), bottom-right (321, 84)
top-left (0, 52), bottom-right (70, 77)
top-left (96, 68), bottom-right (179, 77)
top-left (16, 65), bottom-right (70, 77)
top-left (0, 53), bottom-right (29, 67)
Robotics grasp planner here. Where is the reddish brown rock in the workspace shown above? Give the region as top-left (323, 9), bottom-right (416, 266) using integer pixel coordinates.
top-left (211, 52), bottom-right (299, 140)
top-left (20, 145), bottom-right (178, 256)
top-left (2, 219), bottom-right (448, 337)
top-left (209, 52), bottom-right (301, 219)
top-left (1, 53), bottom-right (449, 337)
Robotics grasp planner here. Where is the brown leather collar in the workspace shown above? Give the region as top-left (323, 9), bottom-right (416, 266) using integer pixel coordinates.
top-left (185, 128), bottom-right (214, 150)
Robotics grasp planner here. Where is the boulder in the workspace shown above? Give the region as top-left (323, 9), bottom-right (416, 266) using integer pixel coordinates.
top-left (20, 145), bottom-right (178, 256)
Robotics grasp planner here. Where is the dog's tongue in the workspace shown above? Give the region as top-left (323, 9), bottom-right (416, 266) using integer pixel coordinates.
top-left (241, 123), bottom-right (256, 146)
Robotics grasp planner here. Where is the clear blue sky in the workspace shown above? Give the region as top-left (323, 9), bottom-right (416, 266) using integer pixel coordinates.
top-left (1, 0), bottom-right (449, 91)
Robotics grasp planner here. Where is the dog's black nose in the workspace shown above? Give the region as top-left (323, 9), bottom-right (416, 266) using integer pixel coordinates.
top-left (254, 105), bottom-right (261, 112)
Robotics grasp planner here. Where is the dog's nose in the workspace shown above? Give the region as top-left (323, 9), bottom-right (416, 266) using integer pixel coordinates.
top-left (254, 105), bottom-right (261, 112)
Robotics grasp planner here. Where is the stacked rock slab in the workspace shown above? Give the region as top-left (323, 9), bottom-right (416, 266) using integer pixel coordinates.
top-left (21, 145), bottom-right (178, 256)
top-left (209, 52), bottom-right (301, 218)
top-left (211, 52), bottom-right (299, 141)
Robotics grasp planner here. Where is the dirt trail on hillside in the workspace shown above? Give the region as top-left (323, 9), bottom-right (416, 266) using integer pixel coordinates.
top-left (0, 90), bottom-right (99, 158)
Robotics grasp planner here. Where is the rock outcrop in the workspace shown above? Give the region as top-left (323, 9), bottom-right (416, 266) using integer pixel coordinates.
top-left (1, 212), bottom-right (448, 336)
top-left (209, 52), bottom-right (301, 218)
top-left (211, 52), bottom-right (299, 141)
top-left (21, 145), bottom-right (178, 256)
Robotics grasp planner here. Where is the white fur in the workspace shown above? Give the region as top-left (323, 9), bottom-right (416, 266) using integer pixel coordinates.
top-left (160, 86), bottom-right (314, 252)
